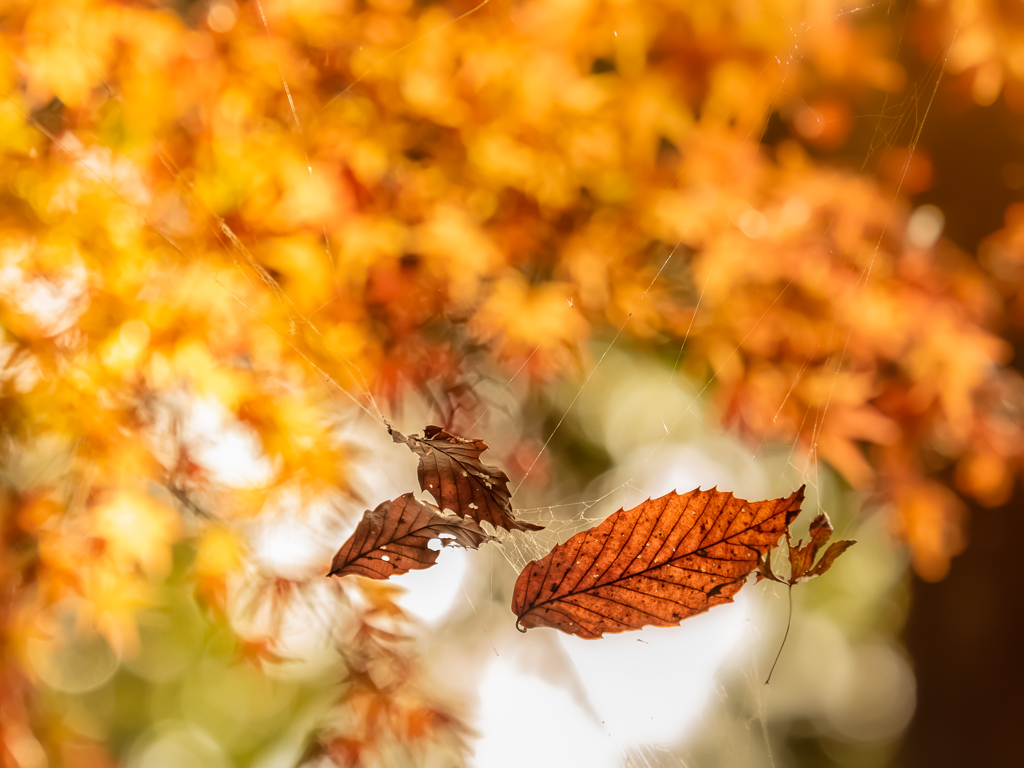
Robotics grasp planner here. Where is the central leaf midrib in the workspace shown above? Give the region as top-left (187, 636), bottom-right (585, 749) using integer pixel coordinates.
top-left (523, 507), bottom-right (789, 615)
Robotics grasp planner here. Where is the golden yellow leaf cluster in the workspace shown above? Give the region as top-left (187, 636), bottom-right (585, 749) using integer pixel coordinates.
top-left (920, 0), bottom-right (1024, 108)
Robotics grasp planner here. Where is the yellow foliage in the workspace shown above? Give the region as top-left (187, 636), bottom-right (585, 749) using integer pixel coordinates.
top-left (92, 489), bottom-right (180, 579)
top-left (0, 0), bottom-right (1022, 759)
top-left (471, 273), bottom-right (588, 373)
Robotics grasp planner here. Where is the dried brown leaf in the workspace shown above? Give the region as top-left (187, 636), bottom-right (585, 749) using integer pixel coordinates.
top-left (511, 486), bottom-right (805, 638)
top-left (806, 539), bottom-right (857, 578)
top-left (389, 424), bottom-right (543, 532)
top-left (328, 493), bottom-right (496, 580)
top-left (760, 511), bottom-right (856, 584)
top-left (789, 513), bottom-right (833, 580)
top-left (759, 511), bottom-right (855, 683)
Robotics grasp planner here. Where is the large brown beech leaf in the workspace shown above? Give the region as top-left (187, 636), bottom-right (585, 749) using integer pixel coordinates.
top-left (511, 486), bottom-right (805, 638)
top-left (388, 424), bottom-right (543, 533)
top-left (328, 493), bottom-right (496, 580)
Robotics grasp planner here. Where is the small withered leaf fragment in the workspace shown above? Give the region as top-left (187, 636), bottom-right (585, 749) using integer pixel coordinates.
top-left (511, 486), bottom-right (805, 638)
top-left (758, 512), bottom-right (856, 585)
top-left (759, 511), bottom-right (855, 684)
top-left (789, 513), bottom-right (833, 581)
top-left (328, 493), bottom-right (496, 580)
top-left (807, 539), bottom-right (856, 578)
top-left (389, 424), bottom-right (543, 533)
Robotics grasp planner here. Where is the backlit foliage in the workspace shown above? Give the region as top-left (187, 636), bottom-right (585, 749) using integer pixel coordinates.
top-left (918, 0), bottom-right (1024, 108)
top-left (0, 0), bottom-right (1021, 764)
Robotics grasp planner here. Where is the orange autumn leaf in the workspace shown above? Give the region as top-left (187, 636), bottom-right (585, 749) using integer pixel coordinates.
top-left (511, 486), bottom-right (804, 638)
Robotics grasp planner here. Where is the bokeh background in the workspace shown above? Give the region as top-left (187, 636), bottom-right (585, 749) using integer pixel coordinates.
top-left (0, 0), bottom-right (1022, 766)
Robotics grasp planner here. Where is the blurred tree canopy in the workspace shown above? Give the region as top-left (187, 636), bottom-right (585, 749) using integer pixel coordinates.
top-left (1, 0), bottom-right (1023, 766)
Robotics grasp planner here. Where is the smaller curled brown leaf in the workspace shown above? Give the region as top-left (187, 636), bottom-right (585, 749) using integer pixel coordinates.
top-left (390, 424), bottom-right (543, 533)
top-left (328, 493), bottom-right (496, 580)
top-left (511, 486), bottom-right (805, 639)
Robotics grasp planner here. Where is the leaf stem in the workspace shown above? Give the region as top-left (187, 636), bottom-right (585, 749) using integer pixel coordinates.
top-left (765, 583), bottom-right (793, 685)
